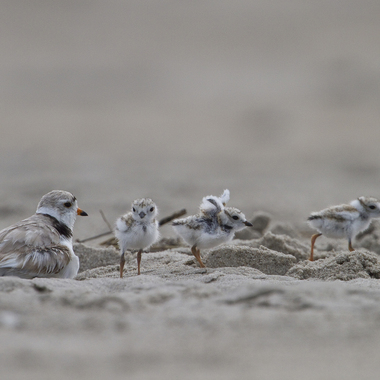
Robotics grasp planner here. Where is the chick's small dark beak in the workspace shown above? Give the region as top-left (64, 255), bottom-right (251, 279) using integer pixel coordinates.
top-left (139, 211), bottom-right (146, 219)
top-left (244, 221), bottom-right (253, 227)
top-left (77, 208), bottom-right (88, 216)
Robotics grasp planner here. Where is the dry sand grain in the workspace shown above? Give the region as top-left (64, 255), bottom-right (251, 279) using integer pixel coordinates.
top-left (2, 237), bottom-right (380, 379)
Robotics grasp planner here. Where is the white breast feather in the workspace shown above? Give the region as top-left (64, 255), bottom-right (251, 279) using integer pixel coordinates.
top-left (116, 220), bottom-right (159, 252)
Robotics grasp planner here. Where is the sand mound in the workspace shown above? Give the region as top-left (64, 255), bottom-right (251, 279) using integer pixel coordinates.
top-left (268, 222), bottom-right (300, 239)
top-left (75, 250), bottom-right (197, 280)
top-left (75, 231), bottom-right (380, 282)
top-left (356, 227), bottom-right (380, 255)
top-left (287, 249), bottom-right (380, 281)
top-left (206, 245), bottom-right (296, 275)
top-left (74, 243), bottom-right (120, 273)
top-left (233, 232), bottom-right (309, 261)
top-left (234, 211), bottom-right (271, 240)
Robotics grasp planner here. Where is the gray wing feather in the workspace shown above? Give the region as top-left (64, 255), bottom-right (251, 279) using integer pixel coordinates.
top-left (0, 215), bottom-right (71, 277)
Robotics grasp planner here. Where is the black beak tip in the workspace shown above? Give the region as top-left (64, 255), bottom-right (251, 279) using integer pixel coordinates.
top-left (244, 221), bottom-right (253, 227)
top-left (81, 211), bottom-right (88, 216)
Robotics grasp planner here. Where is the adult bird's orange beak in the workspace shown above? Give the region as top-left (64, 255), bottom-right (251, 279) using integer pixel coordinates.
top-left (77, 208), bottom-right (88, 216)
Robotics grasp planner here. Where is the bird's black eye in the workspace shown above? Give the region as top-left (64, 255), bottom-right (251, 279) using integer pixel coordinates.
top-left (369, 205), bottom-right (376, 210)
top-left (64, 202), bottom-right (72, 208)
top-left (150, 207), bottom-right (154, 212)
top-left (132, 207), bottom-right (136, 212)
top-left (232, 216), bottom-right (239, 220)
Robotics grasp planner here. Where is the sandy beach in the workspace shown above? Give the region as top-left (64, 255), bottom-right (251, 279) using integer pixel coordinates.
top-left (1, 1), bottom-right (380, 378)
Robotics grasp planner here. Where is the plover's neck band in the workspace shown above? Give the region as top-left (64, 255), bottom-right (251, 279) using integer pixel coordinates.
top-left (39, 214), bottom-right (73, 239)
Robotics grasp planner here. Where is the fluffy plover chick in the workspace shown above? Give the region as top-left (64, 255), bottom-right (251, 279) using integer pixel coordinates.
top-left (307, 196), bottom-right (380, 261)
top-left (172, 196), bottom-right (252, 268)
top-left (115, 198), bottom-right (159, 278)
top-left (0, 190), bottom-right (88, 279)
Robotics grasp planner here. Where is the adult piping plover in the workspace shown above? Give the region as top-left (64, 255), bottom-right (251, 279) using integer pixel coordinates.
top-left (115, 198), bottom-right (159, 277)
top-left (0, 190), bottom-right (88, 278)
top-left (172, 190), bottom-right (252, 268)
top-left (307, 196), bottom-right (380, 261)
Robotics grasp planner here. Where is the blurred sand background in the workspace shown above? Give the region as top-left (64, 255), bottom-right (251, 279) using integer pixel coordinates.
top-left (1, 0), bottom-right (380, 238)
top-left (1, 1), bottom-right (380, 379)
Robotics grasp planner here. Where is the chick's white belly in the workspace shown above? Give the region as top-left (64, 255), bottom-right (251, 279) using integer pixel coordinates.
top-left (309, 217), bottom-right (370, 239)
top-left (173, 224), bottom-right (231, 249)
top-left (308, 217), bottom-right (350, 238)
top-left (197, 233), bottom-right (233, 249)
top-left (116, 224), bottom-right (159, 250)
